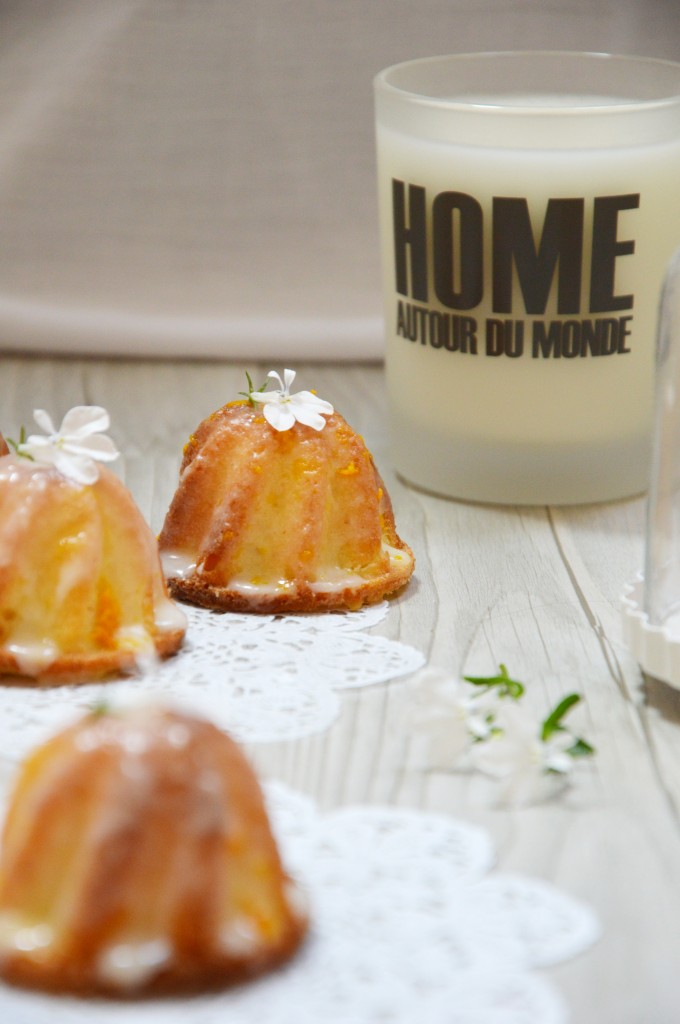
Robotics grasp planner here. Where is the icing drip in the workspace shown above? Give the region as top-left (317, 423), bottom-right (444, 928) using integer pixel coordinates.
top-left (154, 598), bottom-right (188, 633)
top-left (161, 552), bottom-right (197, 580)
top-left (6, 641), bottom-right (59, 676)
top-left (162, 541), bottom-right (413, 595)
top-left (97, 939), bottom-right (172, 989)
top-left (0, 916), bottom-right (54, 955)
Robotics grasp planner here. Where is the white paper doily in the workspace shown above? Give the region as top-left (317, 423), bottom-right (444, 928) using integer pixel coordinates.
top-left (0, 783), bottom-right (600, 1024)
top-left (0, 603), bottom-right (425, 763)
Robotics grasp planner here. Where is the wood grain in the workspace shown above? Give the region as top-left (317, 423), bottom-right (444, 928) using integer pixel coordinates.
top-left (1, 354), bottom-right (679, 1023)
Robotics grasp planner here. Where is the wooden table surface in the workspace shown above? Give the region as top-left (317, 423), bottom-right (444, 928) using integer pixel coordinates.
top-left (1, 354), bottom-right (678, 1024)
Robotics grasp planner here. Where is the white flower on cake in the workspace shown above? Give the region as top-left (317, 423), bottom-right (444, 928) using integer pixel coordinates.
top-left (250, 369), bottom-right (334, 432)
top-left (18, 406), bottom-right (119, 485)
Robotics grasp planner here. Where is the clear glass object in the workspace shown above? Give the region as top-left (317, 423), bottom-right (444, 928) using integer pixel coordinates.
top-left (374, 52), bottom-right (680, 505)
top-left (644, 247), bottom-right (680, 630)
top-left (622, 247), bottom-right (680, 686)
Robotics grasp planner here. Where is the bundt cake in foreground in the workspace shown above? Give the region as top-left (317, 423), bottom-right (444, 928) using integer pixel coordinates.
top-left (0, 705), bottom-right (308, 996)
top-left (158, 370), bottom-right (414, 613)
top-left (0, 408), bottom-right (186, 681)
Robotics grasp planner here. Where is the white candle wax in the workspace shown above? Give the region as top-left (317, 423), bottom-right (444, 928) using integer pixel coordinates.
top-left (375, 55), bottom-right (680, 505)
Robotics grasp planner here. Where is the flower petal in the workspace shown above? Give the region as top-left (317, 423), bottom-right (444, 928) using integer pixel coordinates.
top-left (544, 750), bottom-right (574, 774)
top-left (266, 370), bottom-right (285, 392)
top-left (60, 405), bottom-right (110, 438)
top-left (492, 700), bottom-right (538, 741)
top-left (542, 733), bottom-right (576, 773)
top-left (292, 390), bottom-right (334, 414)
top-left (32, 409), bottom-right (56, 435)
top-left (20, 434), bottom-right (54, 451)
top-left (18, 438), bottom-right (60, 465)
top-left (250, 391), bottom-right (281, 407)
top-left (52, 449), bottom-right (99, 486)
top-left (263, 403), bottom-right (296, 432)
top-left (289, 392), bottom-right (333, 430)
top-left (290, 407), bottom-right (327, 431)
top-left (63, 434), bottom-right (119, 462)
top-left (282, 368), bottom-right (296, 393)
top-left (466, 711), bottom-right (494, 740)
top-left (469, 731), bottom-right (531, 779)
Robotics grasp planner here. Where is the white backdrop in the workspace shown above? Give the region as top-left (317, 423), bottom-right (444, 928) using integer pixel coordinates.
top-left (0, 0), bottom-right (678, 360)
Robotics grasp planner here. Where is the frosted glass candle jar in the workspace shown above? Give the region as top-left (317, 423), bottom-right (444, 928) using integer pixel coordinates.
top-left (374, 52), bottom-right (680, 505)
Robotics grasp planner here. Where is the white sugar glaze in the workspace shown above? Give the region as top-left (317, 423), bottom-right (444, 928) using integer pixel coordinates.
top-left (161, 539), bottom-right (414, 595)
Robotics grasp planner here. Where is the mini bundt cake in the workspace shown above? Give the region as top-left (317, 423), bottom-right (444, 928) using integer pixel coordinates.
top-left (0, 409), bottom-right (186, 681)
top-left (158, 372), bottom-right (414, 613)
top-left (0, 705), bottom-right (308, 996)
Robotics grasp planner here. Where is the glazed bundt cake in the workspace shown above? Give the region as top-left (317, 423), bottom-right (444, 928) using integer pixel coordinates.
top-left (0, 705), bottom-right (308, 996)
top-left (0, 409), bottom-right (186, 680)
top-left (158, 372), bottom-right (415, 612)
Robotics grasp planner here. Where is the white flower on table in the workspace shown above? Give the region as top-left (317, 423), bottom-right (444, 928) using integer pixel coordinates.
top-left (412, 664), bottom-right (594, 805)
top-left (18, 406), bottom-right (119, 485)
top-left (470, 701), bottom-right (577, 805)
top-left (413, 669), bottom-right (501, 768)
top-left (250, 369), bottom-right (334, 432)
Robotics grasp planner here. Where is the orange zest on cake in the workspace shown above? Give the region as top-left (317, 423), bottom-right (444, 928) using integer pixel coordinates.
top-left (158, 370), bottom-right (415, 613)
top-left (0, 705), bottom-right (308, 995)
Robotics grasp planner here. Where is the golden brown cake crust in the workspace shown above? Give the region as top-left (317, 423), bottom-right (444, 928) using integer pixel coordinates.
top-left (165, 553), bottom-right (412, 613)
top-left (0, 459), bottom-right (186, 683)
top-left (0, 707), bottom-right (308, 996)
top-left (0, 434), bottom-right (8, 457)
top-left (159, 402), bottom-right (415, 613)
top-left (0, 627), bottom-right (186, 686)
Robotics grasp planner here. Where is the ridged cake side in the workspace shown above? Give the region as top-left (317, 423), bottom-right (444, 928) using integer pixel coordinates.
top-left (0, 458), bottom-right (186, 681)
top-left (0, 707), bottom-right (308, 995)
top-left (158, 402), bottom-right (414, 612)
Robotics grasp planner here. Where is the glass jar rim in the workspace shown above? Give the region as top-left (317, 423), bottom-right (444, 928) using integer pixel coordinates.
top-left (375, 51), bottom-right (680, 117)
